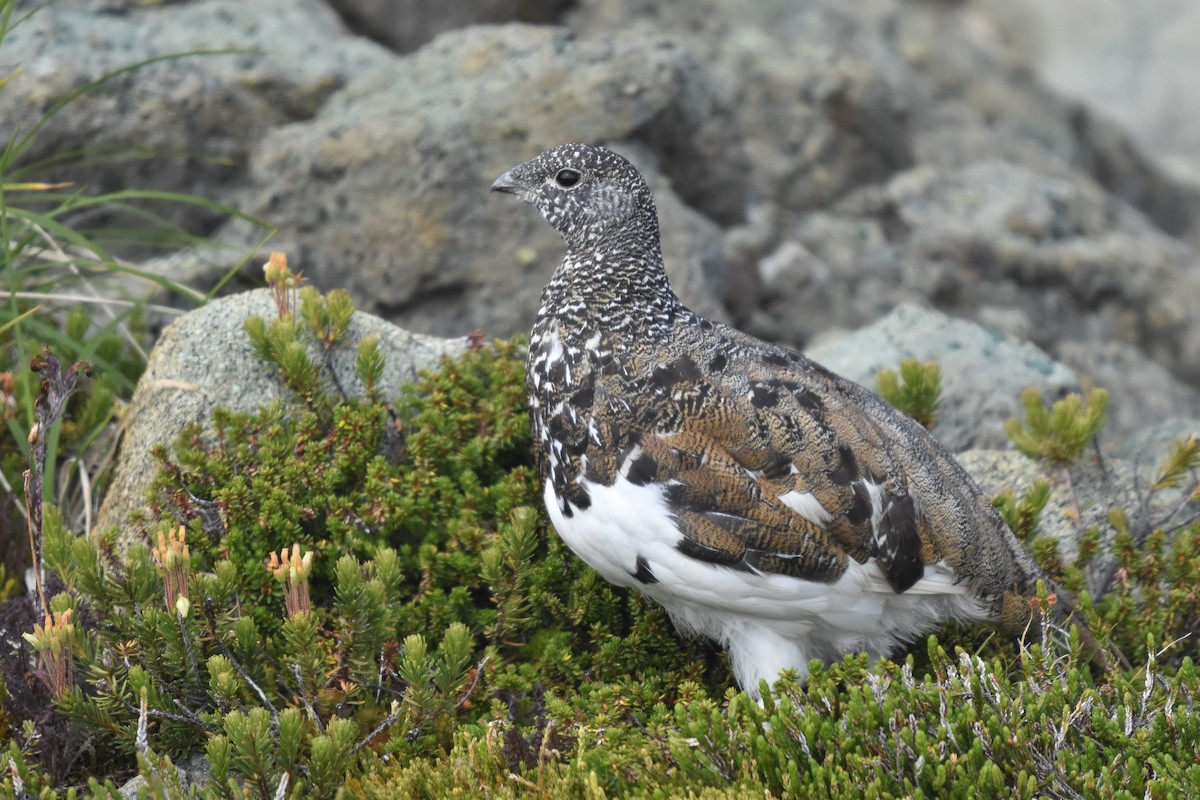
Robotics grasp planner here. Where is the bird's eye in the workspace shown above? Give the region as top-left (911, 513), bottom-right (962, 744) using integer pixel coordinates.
top-left (555, 168), bottom-right (581, 188)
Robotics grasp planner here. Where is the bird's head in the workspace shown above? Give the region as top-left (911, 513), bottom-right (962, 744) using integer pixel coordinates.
top-left (491, 143), bottom-right (658, 251)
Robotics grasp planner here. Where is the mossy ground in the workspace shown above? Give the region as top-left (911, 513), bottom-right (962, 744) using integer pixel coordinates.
top-left (3, 330), bottom-right (1199, 798)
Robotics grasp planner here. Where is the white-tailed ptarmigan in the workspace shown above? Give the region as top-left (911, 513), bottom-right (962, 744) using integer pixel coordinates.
top-left (492, 142), bottom-right (1105, 694)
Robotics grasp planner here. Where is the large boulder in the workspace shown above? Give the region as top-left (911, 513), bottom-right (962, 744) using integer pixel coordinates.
top-left (748, 160), bottom-right (1200, 386)
top-left (806, 304), bottom-right (1078, 452)
top-left (224, 25), bottom-right (732, 338)
top-left (958, 449), bottom-right (1176, 576)
top-left (567, 0), bottom-right (1200, 422)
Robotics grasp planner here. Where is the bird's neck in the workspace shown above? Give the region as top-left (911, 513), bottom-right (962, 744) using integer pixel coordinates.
top-left (539, 232), bottom-right (684, 345)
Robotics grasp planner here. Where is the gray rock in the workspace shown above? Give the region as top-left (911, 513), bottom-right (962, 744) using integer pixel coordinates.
top-left (96, 289), bottom-right (465, 545)
top-left (1116, 417), bottom-right (1200, 467)
top-left (749, 209), bottom-right (904, 347)
top-left (325, 0), bottom-right (572, 54)
top-left (978, 0), bottom-right (1200, 191)
top-left (566, 0), bottom-right (1200, 430)
top-left (1054, 340), bottom-right (1200, 449)
top-left (118, 750), bottom-right (210, 799)
top-left (0, 0), bottom-right (392, 236)
top-left (230, 25), bottom-right (729, 338)
top-left (569, 0), bottom-right (1200, 240)
top-left (957, 449), bottom-right (1185, 597)
top-left (880, 161), bottom-right (1200, 384)
top-left (752, 160), bottom-right (1200, 392)
top-left (570, 0), bottom-right (918, 216)
top-left (9, 0), bottom-right (1200, 464)
top-left (957, 450), bottom-right (1107, 565)
top-left (844, 0), bottom-right (1200, 243)
top-left (805, 304), bottom-right (1078, 452)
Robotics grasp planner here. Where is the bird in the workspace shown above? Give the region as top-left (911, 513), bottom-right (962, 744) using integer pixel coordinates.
top-left (491, 142), bottom-right (1104, 694)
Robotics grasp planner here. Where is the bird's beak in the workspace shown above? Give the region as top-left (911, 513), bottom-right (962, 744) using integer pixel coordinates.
top-left (491, 169), bottom-right (522, 195)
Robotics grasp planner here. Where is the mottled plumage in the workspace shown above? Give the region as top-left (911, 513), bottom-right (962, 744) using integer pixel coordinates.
top-left (492, 143), bottom-right (1098, 693)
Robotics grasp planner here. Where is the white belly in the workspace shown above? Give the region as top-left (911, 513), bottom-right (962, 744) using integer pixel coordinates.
top-left (543, 476), bottom-right (993, 692)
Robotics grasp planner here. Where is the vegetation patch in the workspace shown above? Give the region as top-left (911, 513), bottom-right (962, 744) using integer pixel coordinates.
top-left (0, 277), bottom-right (1197, 797)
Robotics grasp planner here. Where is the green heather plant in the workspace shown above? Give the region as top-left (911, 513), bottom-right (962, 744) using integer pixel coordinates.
top-left (993, 478), bottom-right (1053, 545)
top-left (1005, 387), bottom-right (1109, 466)
top-left (1151, 433), bottom-right (1200, 493)
top-left (354, 641), bottom-right (1200, 799)
top-left (3, 260), bottom-right (718, 790)
top-left (875, 357), bottom-right (942, 429)
top-left (1, 279), bottom-right (1196, 796)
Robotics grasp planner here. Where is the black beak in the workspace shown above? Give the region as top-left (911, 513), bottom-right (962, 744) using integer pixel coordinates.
top-left (491, 169), bottom-right (522, 195)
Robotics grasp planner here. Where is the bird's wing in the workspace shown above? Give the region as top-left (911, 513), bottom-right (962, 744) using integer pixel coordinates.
top-left (617, 345), bottom-right (1002, 597)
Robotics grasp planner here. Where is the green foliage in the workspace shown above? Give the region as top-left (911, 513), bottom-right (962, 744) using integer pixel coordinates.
top-left (4, 267), bottom-right (1199, 795)
top-left (16, 321), bottom-right (1192, 795)
top-left (301, 286), bottom-right (355, 347)
top-left (243, 286), bottom-right (373, 424)
top-left (0, 738), bottom-right (123, 799)
top-left (6, 278), bottom-right (1200, 798)
top-left (356, 336), bottom-right (385, 405)
top-left (9, 310), bottom-right (719, 795)
top-left (876, 358), bottom-right (942, 428)
top-left (1152, 433), bottom-right (1200, 493)
top-left (0, 564), bottom-right (16, 604)
top-left (993, 478), bottom-right (1052, 543)
top-left (480, 506), bottom-right (541, 643)
top-left (1005, 387), bottom-right (1109, 465)
top-left (990, 479), bottom-right (1081, 585)
top-left (1095, 509), bottom-right (1200, 664)
top-left (1, 303), bottom-right (139, 517)
top-left (357, 643), bottom-right (1200, 799)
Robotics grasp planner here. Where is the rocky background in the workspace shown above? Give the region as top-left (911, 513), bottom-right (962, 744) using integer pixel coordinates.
top-left (5, 0), bottom-right (1200, 465)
